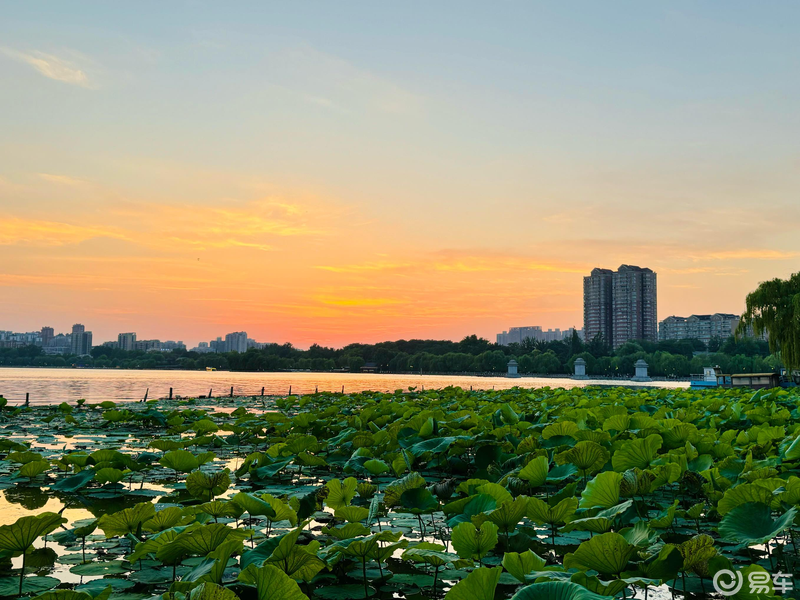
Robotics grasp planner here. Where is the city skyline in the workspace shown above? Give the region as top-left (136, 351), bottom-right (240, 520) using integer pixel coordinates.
top-left (3, 4), bottom-right (800, 346)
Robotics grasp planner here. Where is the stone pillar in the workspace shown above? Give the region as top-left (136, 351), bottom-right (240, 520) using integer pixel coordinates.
top-left (573, 357), bottom-right (588, 379)
top-left (632, 359), bottom-right (651, 382)
top-left (507, 359), bottom-right (520, 378)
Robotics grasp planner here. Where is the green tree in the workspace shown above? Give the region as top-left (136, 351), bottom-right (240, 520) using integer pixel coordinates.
top-left (738, 272), bottom-right (800, 371)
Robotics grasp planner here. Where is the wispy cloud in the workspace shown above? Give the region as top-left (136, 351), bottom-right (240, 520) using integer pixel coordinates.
top-left (1, 48), bottom-right (93, 88)
top-left (0, 217), bottom-right (126, 246)
top-left (38, 173), bottom-right (86, 186)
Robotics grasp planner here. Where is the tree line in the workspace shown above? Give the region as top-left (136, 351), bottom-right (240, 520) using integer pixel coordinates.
top-left (0, 332), bottom-right (778, 378)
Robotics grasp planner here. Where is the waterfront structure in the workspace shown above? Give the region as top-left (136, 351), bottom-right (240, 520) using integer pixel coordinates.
top-left (118, 332), bottom-right (137, 351)
top-left (496, 326), bottom-right (583, 346)
top-left (584, 265), bottom-right (657, 348)
top-left (507, 359), bottom-right (520, 378)
top-left (632, 359), bottom-right (651, 382)
top-left (70, 324), bottom-right (92, 356)
top-left (573, 357), bottom-right (588, 379)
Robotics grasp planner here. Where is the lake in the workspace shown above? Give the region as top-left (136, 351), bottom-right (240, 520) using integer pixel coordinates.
top-left (0, 367), bottom-right (688, 405)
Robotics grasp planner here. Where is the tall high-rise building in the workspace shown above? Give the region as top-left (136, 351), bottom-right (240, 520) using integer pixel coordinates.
top-left (41, 326), bottom-right (54, 347)
top-left (118, 332), bottom-right (137, 351)
top-left (583, 268), bottom-right (614, 345)
top-left (584, 265), bottom-right (657, 348)
top-left (612, 265), bottom-right (657, 348)
top-left (70, 324), bottom-right (93, 356)
top-left (224, 331), bottom-right (248, 353)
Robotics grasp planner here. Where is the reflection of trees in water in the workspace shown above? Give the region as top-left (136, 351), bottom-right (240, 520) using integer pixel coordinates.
top-left (3, 486), bottom-right (50, 510)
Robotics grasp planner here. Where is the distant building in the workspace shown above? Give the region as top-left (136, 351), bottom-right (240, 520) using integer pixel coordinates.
top-left (69, 324), bottom-right (92, 356)
top-left (41, 326), bottom-right (54, 347)
top-left (44, 333), bottom-right (71, 355)
top-left (584, 265), bottom-right (657, 348)
top-left (210, 337), bottom-right (224, 353)
top-left (192, 341), bottom-right (212, 353)
top-left (118, 332), bottom-right (137, 351)
top-left (0, 330), bottom-right (43, 347)
top-left (224, 331), bottom-right (248, 353)
top-left (134, 339), bottom-right (160, 352)
top-left (160, 340), bottom-right (186, 351)
top-left (659, 313), bottom-right (751, 347)
top-left (496, 326), bottom-right (583, 346)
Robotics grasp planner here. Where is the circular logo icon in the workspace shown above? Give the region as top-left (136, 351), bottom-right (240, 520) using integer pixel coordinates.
top-left (713, 569), bottom-right (744, 596)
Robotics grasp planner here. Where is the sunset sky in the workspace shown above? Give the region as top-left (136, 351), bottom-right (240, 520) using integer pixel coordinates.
top-left (2, 2), bottom-right (799, 348)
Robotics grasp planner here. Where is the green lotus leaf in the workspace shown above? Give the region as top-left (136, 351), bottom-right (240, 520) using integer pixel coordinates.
top-left (519, 456), bottom-right (549, 487)
top-left (563, 532), bottom-right (635, 575)
top-left (325, 477), bottom-right (358, 510)
top-left (451, 521), bottom-right (498, 561)
top-left (237, 563), bottom-right (310, 600)
top-left (486, 496), bottom-right (529, 534)
top-left (97, 501), bottom-right (155, 537)
top-left (559, 500), bottom-right (632, 534)
top-left (158, 523), bottom-right (250, 564)
top-left (0, 576), bottom-right (59, 596)
top-left (150, 439), bottom-right (183, 452)
top-left (93, 467), bottom-right (125, 484)
top-left (188, 582), bottom-right (239, 600)
top-left (445, 494), bottom-right (498, 527)
top-left (510, 581), bottom-right (612, 600)
top-left (399, 487), bottom-right (440, 514)
top-left (602, 414), bottom-right (631, 433)
top-left (231, 492), bottom-right (277, 519)
top-left (475, 482), bottom-right (513, 506)
top-left (717, 482), bottom-right (777, 515)
top-left (678, 534), bottom-right (717, 576)
top-left (322, 522), bottom-right (371, 540)
top-left (70, 560), bottom-right (128, 576)
top-left (33, 589), bottom-right (108, 600)
top-left (402, 546), bottom-right (455, 567)
top-left (542, 422), bottom-right (579, 440)
top-left (52, 468), bottom-right (96, 492)
top-left (334, 506), bottom-right (369, 523)
top-left (186, 469), bottom-right (231, 501)
top-left (444, 566), bottom-right (502, 600)
top-left (8, 451), bottom-right (43, 464)
top-left (618, 521), bottom-right (659, 547)
top-left (17, 459), bottom-right (50, 479)
top-left (144, 506), bottom-right (185, 532)
top-left (383, 472), bottom-right (426, 507)
top-left (527, 497), bottom-right (578, 526)
top-left (160, 449), bottom-right (200, 473)
top-left (579, 471), bottom-right (622, 509)
top-left (547, 463), bottom-right (578, 482)
top-left (363, 459), bottom-right (390, 475)
top-left (0, 512), bottom-right (66, 553)
top-left (128, 529), bottom-right (179, 563)
top-left (611, 434), bottom-right (662, 471)
top-left (503, 550), bottom-right (547, 583)
top-left (261, 493), bottom-right (298, 525)
top-left (649, 500), bottom-right (679, 528)
top-left (718, 503), bottom-right (797, 546)
top-left (558, 441), bottom-right (610, 474)
top-left (636, 543), bottom-right (683, 582)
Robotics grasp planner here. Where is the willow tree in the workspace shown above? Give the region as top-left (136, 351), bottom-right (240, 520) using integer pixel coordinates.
top-left (737, 272), bottom-right (800, 371)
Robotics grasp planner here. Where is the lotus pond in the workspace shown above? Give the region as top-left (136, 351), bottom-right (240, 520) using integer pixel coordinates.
top-left (1, 385), bottom-right (799, 600)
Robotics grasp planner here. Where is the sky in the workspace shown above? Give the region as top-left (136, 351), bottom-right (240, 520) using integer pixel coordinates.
top-left (1, 2), bottom-right (799, 348)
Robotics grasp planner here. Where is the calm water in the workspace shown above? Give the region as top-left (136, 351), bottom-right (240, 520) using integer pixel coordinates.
top-left (0, 368), bottom-right (688, 405)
